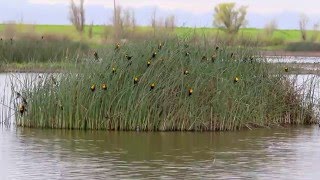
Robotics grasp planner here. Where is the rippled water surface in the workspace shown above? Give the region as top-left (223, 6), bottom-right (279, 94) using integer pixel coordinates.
top-left (1, 126), bottom-right (320, 179)
top-left (1, 69), bottom-right (320, 179)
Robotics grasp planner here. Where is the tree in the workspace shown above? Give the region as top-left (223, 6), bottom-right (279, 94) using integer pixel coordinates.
top-left (311, 23), bottom-right (319, 42)
top-left (264, 19), bottom-right (277, 36)
top-left (165, 15), bottom-right (176, 31)
top-left (69, 0), bottom-right (85, 33)
top-left (299, 14), bottom-right (308, 41)
top-left (213, 3), bottom-right (247, 34)
top-left (151, 8), bottom-right (157, 37)
top-left (88, 21), bottom-right (93, 39)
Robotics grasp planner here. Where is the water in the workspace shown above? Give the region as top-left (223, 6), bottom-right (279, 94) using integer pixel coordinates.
top-left (0, 126), bottom-right (320, 179)
top-left (1, 69), bottom-right (320, 179)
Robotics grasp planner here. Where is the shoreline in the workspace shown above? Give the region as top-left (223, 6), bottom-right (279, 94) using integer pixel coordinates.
top-left (1, 51), bottom-right (320, 74)
top-left (260, 50), bottom-right (320, 57)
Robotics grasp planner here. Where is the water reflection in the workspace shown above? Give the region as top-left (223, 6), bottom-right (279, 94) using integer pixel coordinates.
top-left (1, 126), bottom-right (320, 179)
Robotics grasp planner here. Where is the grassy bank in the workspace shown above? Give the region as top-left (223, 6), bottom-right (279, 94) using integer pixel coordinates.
top-left (12, 38), bottom-right (316, 131)
top-left (2, 23), bottom-right (320, 56)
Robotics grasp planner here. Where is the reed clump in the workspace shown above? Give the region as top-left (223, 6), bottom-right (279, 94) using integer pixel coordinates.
top-left (14, 38), bottom-right (317, 131)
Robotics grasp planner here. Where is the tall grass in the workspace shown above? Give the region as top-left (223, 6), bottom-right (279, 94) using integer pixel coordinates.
top-left (0, 37), bottom-right (89, 64)
top-left (12, 38), bottom-right (317, 131)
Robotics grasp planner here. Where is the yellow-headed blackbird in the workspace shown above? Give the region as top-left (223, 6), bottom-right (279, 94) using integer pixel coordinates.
top-left (91, 84), bottom-right (96, 92)
top-left (112, 67), bottom-right (116, 74)
top-left (202, 56), bottom-right (208, 61)
top-left (147, 61), bottom-right (151, 67)
top-left (184, 70), bottom-right (189, 75)
top-left (234, 77), bottom-right (239, 83)
top-left (185, 52), bottom-right (190, 56)
top-left (284, 67), bottom-right (289, 72)
top-left (115, 43), bottom-right (120, 50)
top-left (19, 104), bottom-right (26, 115)
top-left (211, 54), bottom-right (216, 62)
top-left (101, 83), bottom-right (107, 90)
top-left (150, 83), bottom-right (155, 90)
top-left (188, 88), bottom-right (193, 96)
top-left (134, 77), bottom-right (139, 85)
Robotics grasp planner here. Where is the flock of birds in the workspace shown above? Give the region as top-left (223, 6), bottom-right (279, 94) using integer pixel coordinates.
top-left (15, 42), bottom-right (294, 122)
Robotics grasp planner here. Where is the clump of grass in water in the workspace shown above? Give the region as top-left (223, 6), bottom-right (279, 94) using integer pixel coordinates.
top-left (13, 38), bottom-right (317, 131)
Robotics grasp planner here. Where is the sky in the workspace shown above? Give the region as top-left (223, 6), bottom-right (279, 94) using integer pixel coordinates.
top-left (1, 0), bottom-right (320, 29)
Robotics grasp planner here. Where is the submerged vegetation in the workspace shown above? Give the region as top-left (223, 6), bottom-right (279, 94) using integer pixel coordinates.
top-left (11, 38), bottom-right (317, 131)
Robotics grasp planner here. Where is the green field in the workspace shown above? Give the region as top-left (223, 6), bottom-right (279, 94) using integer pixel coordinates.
top-left (0, 24), bottom-right (316, 45)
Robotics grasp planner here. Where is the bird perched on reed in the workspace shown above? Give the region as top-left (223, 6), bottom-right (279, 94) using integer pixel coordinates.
top-left (234, 77), bottom-right (239, 83)
top-left (150, 83), bottom-right (155, 90)
top-left (115, 43), bottom-right (120, 50)
top-left (19, 104), bottom-right (26, 116)
top-left (125, 54), bottom-right (132, 60)
top-left (90, 84), bottom-right (96, 92)
top-left (188, 88), bottom-right (193, 96)
top-left (94, 51), bottom-right (99, 60)
top-left (134, 77), bottom-right (139, 85)
top-left (101, 83), bottom-right (107, 90)
top-left (152, 52), bottom-right (157, 59)
top-left (211, 54), bottom-right (216, 62)
top-left (202, 56), bottom-right (208, 61)
top-left (147, 61), bottom-right (151, 67)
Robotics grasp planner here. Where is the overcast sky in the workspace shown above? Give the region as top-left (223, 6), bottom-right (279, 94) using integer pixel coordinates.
top-left (1, 0), bottom-right (320, 29)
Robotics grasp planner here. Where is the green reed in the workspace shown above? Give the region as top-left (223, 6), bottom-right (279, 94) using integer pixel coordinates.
top-left (13, 38), bottom-right (317, 131)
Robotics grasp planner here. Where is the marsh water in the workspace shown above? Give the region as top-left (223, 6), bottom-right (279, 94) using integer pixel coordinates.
top-left (1, 58), bottom-right (320, 179)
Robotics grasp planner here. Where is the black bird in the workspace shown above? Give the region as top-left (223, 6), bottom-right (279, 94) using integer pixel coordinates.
top-left (41, 36), bottom-right (44, 40)
top-left (147, 61), bottom-right (151, 67)
top-left (185, 52), bottom-right (190, 56)
top-left (0, 38), bottom-right (2, 41)
top-left (10, 38), bottom-right (13, 44)
top-left (22, 97), bottom-right (28, 105)
top-left (125, 54), bottom-right (133, 60)
top-left (202, 56), bottom-right (208, 61)
top-left (16, 92), bottom-right (21, 98)
top-left (94, 51), bottom-right (99, 60)
top-left (215, 46), bottom-right (219, 51)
